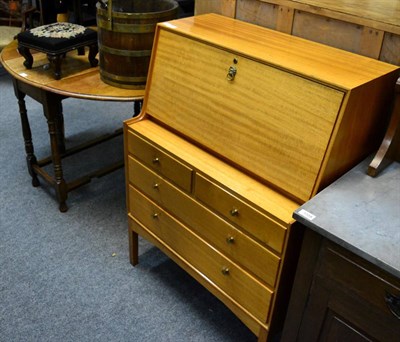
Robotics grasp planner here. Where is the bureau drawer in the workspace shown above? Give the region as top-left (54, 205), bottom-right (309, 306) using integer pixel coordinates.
top-left (317, 243), bottom-right (400, 325)
top-left (128, 157), bottom-right (281, 287)
top-left (195, 173), bottom-right (287, 254)
top-left (129, 185), bottom-right (273, 323)
top-left (127, 129), bottom-right (193, 192)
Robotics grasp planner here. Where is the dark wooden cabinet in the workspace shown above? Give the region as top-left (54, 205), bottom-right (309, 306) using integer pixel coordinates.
top-left (282, 229), bottom-right (400, 342)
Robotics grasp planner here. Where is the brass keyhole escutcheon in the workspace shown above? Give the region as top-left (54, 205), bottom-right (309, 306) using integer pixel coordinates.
top-left (226, 66), bottom-right (237, 81)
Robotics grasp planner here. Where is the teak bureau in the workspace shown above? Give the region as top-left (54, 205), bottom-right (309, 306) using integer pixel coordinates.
top-left (124, 14), bottom-right (399, 341)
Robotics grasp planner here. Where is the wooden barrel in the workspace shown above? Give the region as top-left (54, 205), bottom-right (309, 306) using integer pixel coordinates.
top-left (97, 0), bottom-right (178, 89)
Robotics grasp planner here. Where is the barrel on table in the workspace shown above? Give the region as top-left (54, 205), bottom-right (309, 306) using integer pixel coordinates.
top-left (97, 0), bottom-right (179, 89)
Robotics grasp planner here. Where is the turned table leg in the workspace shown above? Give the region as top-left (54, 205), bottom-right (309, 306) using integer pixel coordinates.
top-left (42, 91), bottom-right (68, 212)
top-left (13, 81), bottom-right (40, 187)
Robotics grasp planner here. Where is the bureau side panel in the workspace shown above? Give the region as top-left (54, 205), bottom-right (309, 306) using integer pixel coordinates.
top-left (317, 73), bottom-right (399, 194)
top-left (146, 29), bottom-right (344, 202)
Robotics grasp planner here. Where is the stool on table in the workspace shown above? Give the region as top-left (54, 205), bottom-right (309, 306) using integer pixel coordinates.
top-left (17, 22), bottom-right (98, 80)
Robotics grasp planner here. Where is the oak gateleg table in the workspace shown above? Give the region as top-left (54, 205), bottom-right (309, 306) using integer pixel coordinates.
top-left (0, 40), bottom-right (145, 212)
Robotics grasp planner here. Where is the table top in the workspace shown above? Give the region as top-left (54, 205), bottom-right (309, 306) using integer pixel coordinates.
top-left (0, 40), bottom-right (145, 102)
top-left (294, 157), bottom-right (400, 279)
top-left (261, 0), bottom-right (400, 34)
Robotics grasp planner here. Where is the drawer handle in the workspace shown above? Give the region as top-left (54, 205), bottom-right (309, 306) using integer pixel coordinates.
top-left (153, 183), bottom-right (160, 190)
top-left (230, 208), bottom-right (239, 217)
top-left (152, 157), bottom-right (160, 164)
top-left (221, 267), bottom-right (230, 276)
top-left (226, 236), bottom-right (235, 244)
top-left (152, 213), bottom-right (159, 219)
top-left (385, 292), bottom-right (400, 319)
top-left (226, 66), bottom-right (237, 81)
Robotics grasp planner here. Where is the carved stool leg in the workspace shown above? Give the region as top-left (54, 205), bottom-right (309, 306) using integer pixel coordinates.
top-left (47, 54), bottom-right (63, 80)
top-left (88, 44), bottom-right (98, 67)
top-left (17, 46), bottom-right (33, 69)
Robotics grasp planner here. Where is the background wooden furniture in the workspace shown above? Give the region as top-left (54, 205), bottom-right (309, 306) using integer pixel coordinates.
top-left (124, 14), bottom-right (399, 341)
top-left (368, 81), bottom-right (400, 176)
top-left (0, 0), bottom-right (41, 54)
top-left (0, 40), bottom-right (144, 212)
top-left (195, 0), bottom-right (400, 66)
top-left (282, 158), bottom-right (400, 341)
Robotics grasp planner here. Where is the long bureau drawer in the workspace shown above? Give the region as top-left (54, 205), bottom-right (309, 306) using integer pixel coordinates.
top-left (127, 129), bottom-right (193, 193)
top-left (128, 156), bottom-right (281, 287)
top-left (128, 185), bottom-right (273, 323)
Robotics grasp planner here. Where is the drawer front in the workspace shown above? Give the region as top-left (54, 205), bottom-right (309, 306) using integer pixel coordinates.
top-left (319, 243), bottom-right (400, 324)
top-left (127, 129), bottom-right (193, 192)
top-left (128, 157), bottom-right (281, 287)
top-left (147, 29), bottom-right (345, 201)
top-left (129, 185), bottom-right (273, 322)
top-left (195, 173), bottom-right (286, 254)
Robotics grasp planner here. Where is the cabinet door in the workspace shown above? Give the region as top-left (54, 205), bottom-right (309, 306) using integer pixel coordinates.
top-left (296, 245), bottom-right (400, 342)
top-left (298, 279), bottom-right (384, 341)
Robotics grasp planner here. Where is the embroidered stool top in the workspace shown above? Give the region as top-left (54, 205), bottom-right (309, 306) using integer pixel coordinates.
top-left (17, 22), bottom-right (98, 80)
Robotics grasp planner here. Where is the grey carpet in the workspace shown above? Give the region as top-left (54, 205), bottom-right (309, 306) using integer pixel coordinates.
top-left (0, 71), bottom-right (256, 342)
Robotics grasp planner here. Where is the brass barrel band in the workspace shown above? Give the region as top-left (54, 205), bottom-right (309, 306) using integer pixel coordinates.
top-left (99, 44), bottom-right (151, 57)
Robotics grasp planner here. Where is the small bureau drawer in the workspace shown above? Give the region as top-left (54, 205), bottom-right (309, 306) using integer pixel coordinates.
top-left (318, 243), bottom-right (400, 324)
top-left (129, 185), bottom-right (273, 323)
top-left (128, 157), bottom-right (281, 287)
top-left (195, 173), bottom-right (287, 254)
top-left (127, 129), bottom-right (193, 192)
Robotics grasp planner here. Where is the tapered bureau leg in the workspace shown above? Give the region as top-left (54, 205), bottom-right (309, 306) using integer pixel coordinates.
top-left (257, 327), bottom-right (268, 342)
top-left (129, 229), bottom-right (139, 266)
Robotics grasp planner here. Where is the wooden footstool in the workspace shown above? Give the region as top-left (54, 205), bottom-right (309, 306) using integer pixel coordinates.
top-left (17, 22), bottom-right (98, 80)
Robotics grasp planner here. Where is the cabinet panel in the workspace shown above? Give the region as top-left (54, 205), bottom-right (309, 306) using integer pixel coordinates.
top-left (129, 185), bottom-right (273, 323)
top-left (317, 244), bottom-right (400, 323)
top-left (282, 230), bottom-right (400, 342)
top-left (319, 310), bottom-right (374, 342)
top-left (128, 157), bottom-right (281, 287)
top-left (147, 29), bottom-right (344, 201)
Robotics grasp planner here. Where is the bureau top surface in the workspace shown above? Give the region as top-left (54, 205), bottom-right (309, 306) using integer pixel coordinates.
top-left (294, 157), bottom-right (400, 279)
top-left (159, 14), bottom-right (399, 90)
